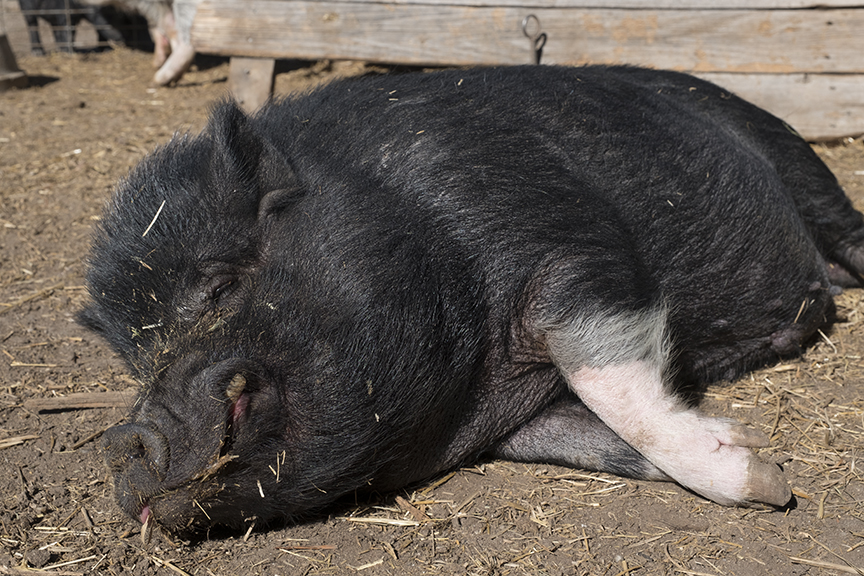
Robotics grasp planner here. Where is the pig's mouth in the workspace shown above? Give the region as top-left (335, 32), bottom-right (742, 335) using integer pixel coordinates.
top-left (140, 504), bottom-right (151, 525)
top-left (216, 373), bottom-right (249, 463)
top-left (132, 458), bottom-right (241, 533)
top-left (103, 370), bottom-right (258, 533)
top-left (134, 374), bottom-right (252, 531)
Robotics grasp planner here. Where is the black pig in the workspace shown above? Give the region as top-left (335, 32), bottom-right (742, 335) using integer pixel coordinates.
top-left (80, 65), bottom-right (864, 533)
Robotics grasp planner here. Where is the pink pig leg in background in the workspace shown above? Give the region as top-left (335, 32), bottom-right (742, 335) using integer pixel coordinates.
top-left (151, 1), bottom-right (196, 85)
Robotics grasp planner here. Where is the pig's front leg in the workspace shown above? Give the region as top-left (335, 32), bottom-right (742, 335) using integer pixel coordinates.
top-left (544, 308), bottom-right (791, 507)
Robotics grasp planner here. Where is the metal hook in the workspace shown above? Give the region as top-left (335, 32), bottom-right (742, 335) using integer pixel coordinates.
top-left (521, 14), bottom-right (547, 65)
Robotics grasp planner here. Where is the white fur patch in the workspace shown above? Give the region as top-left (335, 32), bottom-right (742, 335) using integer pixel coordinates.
top-left (541, 306), bottom-right (669, 370)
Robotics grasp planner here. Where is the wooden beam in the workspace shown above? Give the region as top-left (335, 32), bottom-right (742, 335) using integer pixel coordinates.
top-left (191, 1), bottom-right (535, 66)
top-left (0, 34), bottom-right (27, 92)
top-left (544, 9), bottom-right (863, 73)
top-left (185, 0), bottom-right (864, 138)
top-left (190, 1), bottom-right (864, 73)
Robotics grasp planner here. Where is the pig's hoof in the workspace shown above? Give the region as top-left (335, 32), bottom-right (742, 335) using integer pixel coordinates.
top-left (633, 414), bottom-right (791, 508)
top-left (710, 422), bottom-right (790, 506)
top-left (742, 459), bottom-right (791, 507)
top-left (152, 68), bottom-right (180, 87)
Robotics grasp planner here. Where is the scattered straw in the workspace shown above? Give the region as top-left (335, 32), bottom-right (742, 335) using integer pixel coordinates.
top-left (352, 558), bottom-right (384, 571)
top-left (818, 329), bottom-right (839, 354)
top-left (420, 471), bottom-right (457, 494)
top-left (337, 516), bottom-right (419, 527)
top-left (0, 283), bottom-right (64, 316)
top-left (790, 557), bottom-right (864, 575)
top-left (452, 490), bottom-right (481, 516)
top-left (613, 559), bottom-right (642, 576)
top-left (0, 435), bottom-right (39, 449)
top-left (193, 499), bottom-right (211, 521)
top-left (71, 416), bottom-right (126, 450)
top-left (41, 555), bottom-right (98, 571)
top-left (0, 568), bottom-right (83, 575)
top-left (799, 532), bottom-right (864, 575)
top-left (395, 495), bottom-right (430, 522)
top-left (141, 514), bottom-right (150, 546)
top-left (142, 199), bottom-right (166, 237)
top-left (279, 543), bottom-right (335, 551)
top-left (149, 555), bottom-right (191, 576)
top-left (243, 522), bottom-right (255, 542)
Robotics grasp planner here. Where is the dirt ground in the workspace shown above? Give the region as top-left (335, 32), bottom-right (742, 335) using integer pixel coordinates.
top-left (2, 44), bottom-right (864, 576)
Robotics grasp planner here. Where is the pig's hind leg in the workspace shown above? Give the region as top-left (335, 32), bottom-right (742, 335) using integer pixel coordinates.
top-left (538, 306), bottom-right (791, 507)
top-left (491, 395), bottom-right (669, 481)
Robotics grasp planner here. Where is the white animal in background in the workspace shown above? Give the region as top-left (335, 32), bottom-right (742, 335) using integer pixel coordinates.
top-left (82, 0), bottom-right (198, 85)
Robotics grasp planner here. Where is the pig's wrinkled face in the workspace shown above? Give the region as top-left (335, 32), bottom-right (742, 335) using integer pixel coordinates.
top-left (99, 352), bottom-right (296, 532)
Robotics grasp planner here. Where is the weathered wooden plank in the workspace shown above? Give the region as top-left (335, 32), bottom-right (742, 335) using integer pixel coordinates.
top-left (181, 0), bottom-right (864, 10)
top-left (23, 389), bottom-right (136, 412)
top-left (541, 9), bottom-right (862, 73)
top-left (694, 73), bottom-right (864, 140)
top-left (191, 2), bottom-right (864, 73)
top-left (192, 2), bottom-right (533, 65)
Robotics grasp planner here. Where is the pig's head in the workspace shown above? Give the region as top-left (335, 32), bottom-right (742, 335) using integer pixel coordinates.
top-left (95, 313), bottom-right (390, 532)
top-left (78, 102), bottom-right (367, 532)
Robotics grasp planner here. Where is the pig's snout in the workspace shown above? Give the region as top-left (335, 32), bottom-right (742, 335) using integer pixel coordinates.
top-left (102, 424), bottom-right (170, 500)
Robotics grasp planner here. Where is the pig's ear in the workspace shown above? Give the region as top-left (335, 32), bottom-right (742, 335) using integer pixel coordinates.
top-left (207, 100), bottom-right (302, 213)
top-left (257, 188), bottom-right (304, 219)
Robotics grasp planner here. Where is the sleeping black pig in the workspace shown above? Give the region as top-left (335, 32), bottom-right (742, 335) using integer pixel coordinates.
top-left (79, 65), bottom-right (864, 533)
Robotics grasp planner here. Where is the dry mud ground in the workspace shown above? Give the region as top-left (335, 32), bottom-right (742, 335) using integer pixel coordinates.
top-left (2, 48), bottom-right (864, 576)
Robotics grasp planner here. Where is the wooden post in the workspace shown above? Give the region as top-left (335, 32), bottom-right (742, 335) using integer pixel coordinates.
top-left (229, 57), bottom-right (276, 113)
top-left (0, 34), bottom-right (27, 92)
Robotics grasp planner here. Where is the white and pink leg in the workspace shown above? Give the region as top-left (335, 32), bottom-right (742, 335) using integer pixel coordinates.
top-left (542, 307), bottom-right (790, 507)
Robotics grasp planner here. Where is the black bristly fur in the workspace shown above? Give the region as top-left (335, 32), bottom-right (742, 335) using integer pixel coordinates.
top-left (82, 65), bottom-right (864, 532)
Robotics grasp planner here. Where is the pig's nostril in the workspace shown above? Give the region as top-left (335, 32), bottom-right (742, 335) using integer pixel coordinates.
top-left (102, 424), bottom-right (170, 482)
top-left (131, 441), bottom-right (147, 460)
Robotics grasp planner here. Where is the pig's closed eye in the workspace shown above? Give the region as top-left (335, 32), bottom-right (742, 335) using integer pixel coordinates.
top-left (208, 275), bottom-right (239, 302)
